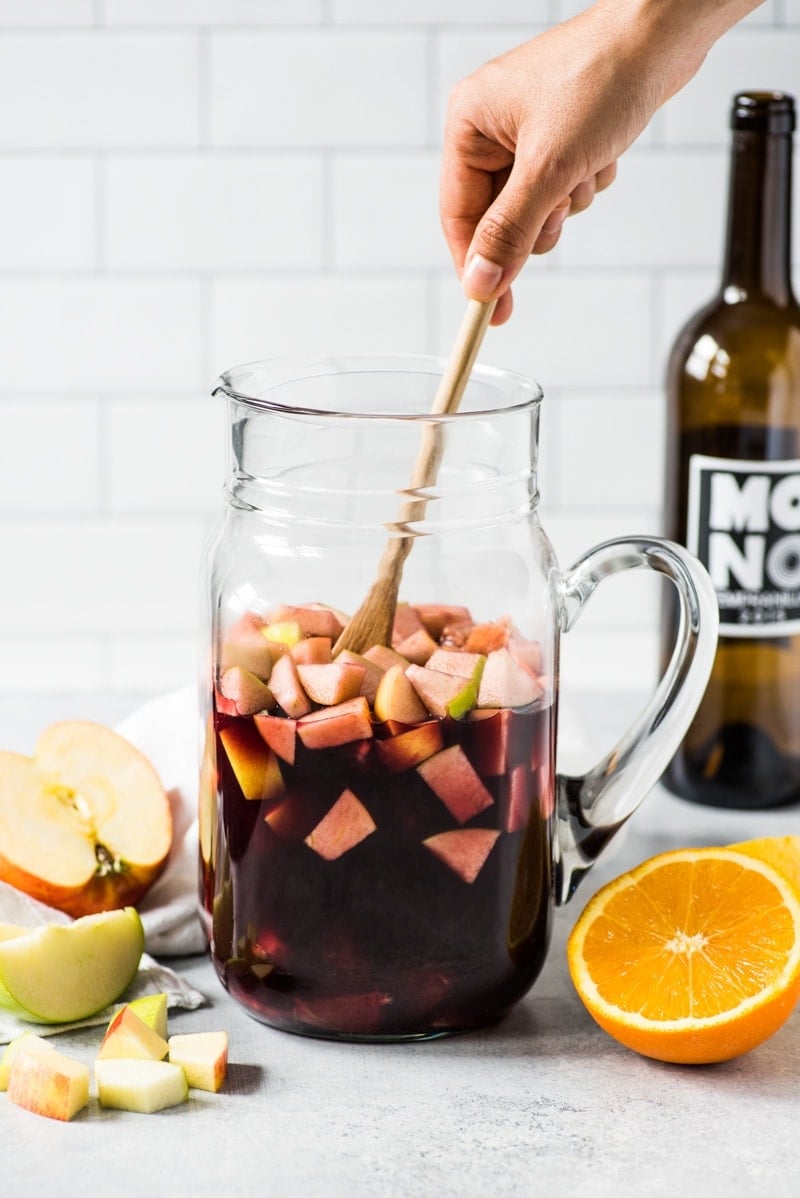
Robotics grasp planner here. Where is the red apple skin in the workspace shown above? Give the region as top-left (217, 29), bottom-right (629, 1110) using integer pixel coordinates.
top-left (0, 721), bottom-right (172, 918)
top-left (0, 853), bottom-right (166, 919)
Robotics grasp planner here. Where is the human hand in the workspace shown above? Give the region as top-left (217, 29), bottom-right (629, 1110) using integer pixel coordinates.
top-left (440, 0), bottom-right (762, 324)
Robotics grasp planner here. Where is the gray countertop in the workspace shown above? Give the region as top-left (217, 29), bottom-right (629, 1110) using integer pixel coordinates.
top-left (3, 692), bottom-right (800, 1197)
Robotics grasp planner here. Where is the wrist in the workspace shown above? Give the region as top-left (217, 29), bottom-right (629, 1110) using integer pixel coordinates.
top-left (592, 0), bottom-right (764, 105)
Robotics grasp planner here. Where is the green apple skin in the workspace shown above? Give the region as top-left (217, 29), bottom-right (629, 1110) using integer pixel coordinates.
top-left (0, 907), bottom-right (144, 1023)
top-left (127, 992), bottom-right (169, 1040)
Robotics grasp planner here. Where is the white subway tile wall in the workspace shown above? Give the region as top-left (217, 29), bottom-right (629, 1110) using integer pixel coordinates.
top-left (0, 3), bottom-right (798, 701)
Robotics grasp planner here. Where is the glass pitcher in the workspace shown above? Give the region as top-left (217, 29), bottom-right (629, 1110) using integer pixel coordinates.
top-left (199, 354), bottom-right (718, 1041)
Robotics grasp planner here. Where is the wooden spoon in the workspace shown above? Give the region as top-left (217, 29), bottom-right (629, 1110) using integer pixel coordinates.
top-left (334, 298), bottom-right (496, 656)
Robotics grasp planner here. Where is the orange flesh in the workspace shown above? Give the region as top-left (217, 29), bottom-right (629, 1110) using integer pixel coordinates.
top-left (581, 859), bottom-right (797, 1021)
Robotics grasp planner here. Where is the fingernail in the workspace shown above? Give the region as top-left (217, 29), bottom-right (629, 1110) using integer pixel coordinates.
top-left (462, 254), bottom-right (504, 300)
top-left (542, 204), bottom-right (569, 236)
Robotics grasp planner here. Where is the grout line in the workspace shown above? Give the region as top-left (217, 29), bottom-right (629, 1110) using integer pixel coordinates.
top-left (94, 152), bottom-right (106, 271)
top-left (321, 151), bottom-right (335, 271)
top-left (197, 27), bottom-right (210, 149)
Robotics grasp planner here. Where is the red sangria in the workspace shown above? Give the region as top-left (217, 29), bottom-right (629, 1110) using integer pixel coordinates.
top-left (200, 600), bottom-right (556, 1040)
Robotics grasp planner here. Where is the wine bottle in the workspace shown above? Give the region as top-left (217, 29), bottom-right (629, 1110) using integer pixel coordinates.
top-left (661, 91), bottom-right (800, 809)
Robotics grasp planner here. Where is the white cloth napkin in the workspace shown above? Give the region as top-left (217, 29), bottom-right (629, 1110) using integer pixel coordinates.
top-left (0, 686), bottom-right (207, 1043)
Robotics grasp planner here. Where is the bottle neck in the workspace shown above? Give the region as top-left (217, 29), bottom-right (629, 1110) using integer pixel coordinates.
top-left (721, 129), bottom-right (794, 305)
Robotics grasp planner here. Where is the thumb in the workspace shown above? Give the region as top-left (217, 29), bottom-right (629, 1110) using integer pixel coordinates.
top-left (462, 166), bottom-right (565, 301)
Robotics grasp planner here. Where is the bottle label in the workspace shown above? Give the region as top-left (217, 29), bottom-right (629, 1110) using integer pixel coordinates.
top-left (687, 454), bottom-right (800, 636)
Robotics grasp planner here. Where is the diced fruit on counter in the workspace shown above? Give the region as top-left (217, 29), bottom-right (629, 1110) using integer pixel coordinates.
top-left (1, 995), bottom-right (228, 1120)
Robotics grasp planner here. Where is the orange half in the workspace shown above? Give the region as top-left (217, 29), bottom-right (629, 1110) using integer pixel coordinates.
top-left (566, 846), bottom-right (800, 1064)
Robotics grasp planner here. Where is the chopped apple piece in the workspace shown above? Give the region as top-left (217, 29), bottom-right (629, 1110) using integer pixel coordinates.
top-left (413, 603), bottom-right (473, 639)
top-left (405, 664), bottom-right (479, 720)
top-left (94, 1058), bottom-right (188, 1114)
top-left (425, 649), bottom-right (485, 678)
top-left (168, 1031), bottom-right (228, 1093)
top-left (391, 601), bottom-right (426, 645)
top-left (374, 665), bottom-right (429, 724)
top-left (363, 644), bottom-right (410, 672)
top-left (8, 1042), bottom-right (90, 1121)
top-left (304, 788), bottom-right (376, 860)
top-left (503, 764), bottom-right (534, 833)
top-left (264, 620), bottom-right (303, 648)
top-left (219, 612), bottom-right (274, 680)
top-left (269, 604), bottom-right (344, 640)
top-left (393, 628), bottom-right (438, 665)
top-left (0, 1032), bottom-right (54, 1091)
top-left (268, 653), bottom-right (313, 719)
top-left (219, 722), bottom-right (286, 803)
top-left (98, 1004), bottom-right (169, 1061)
top-left (253, 713), bottom-right (297, 765)
top-left (290, 636), bottom-right (332, 665)
top-left (219, 666), bottom-right (274, 716)
top-left (508, 637), bottom-right (543, 678)
top-left (297, 698), bottom-right (373, 750)
top-left (335, 649), bottom-right (385, 705)
top-left (468, 708), bottom-right (513, 776)
top-left (128, 992), bottom-right (169, 1040)
top-left (0, 907), bottom-right (143, 1024)
top-left (264, 791), bottom-right (321, 841)
top-left (417, 745), bottom-right (494, 824)
top-left (373, 721), bottom-right (444, 772)
top-left (464, 620), bottom-right (512, 654)
top-left (0, 721), bottom-right (172, 918)
top-left (477, 648), bottom-right (543, 709)
top-left (296, 662), bottom-right (365, 706)
top-left (423, 829), bottom-right (500, 884)
top-left (536, 764), bottom-right (555, 819)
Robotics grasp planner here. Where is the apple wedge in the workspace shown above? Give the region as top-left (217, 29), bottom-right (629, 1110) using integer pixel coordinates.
top-left (304, 788), bottom-right (376, 861)
top-left (128, 992), bottom-right (169, 1040)
top-left (97, 1003), bottom-right (169, 1061)
top-left (477, 648), bottom-right (542, 709)
top-left (0, 720), bottom-right (172, 917)
top-left (219, 666), bottom-right (274, 716)
top-left (0, 907), bottom-right (144, 1024)
top-left (417, 745), bottom-right (494, 824)
top-left (220, 721), bottom-right (286, 803)
top-left (374, 665), bottom-right (429, 725)
top-left (423, 828), bottom-right (501, 884)
top-left (8, 1041), bottom-right (90, 1122)
top-left (94, 1058), bottom-right (188, 1114)
top-left (0, 1032), bottom-right (54, 1091)
top-left (168, 1031), bottom-right (228, 1093)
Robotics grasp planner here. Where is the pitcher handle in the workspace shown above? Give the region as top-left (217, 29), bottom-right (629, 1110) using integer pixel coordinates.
top-left (554, 536), bottom-right (718, 905)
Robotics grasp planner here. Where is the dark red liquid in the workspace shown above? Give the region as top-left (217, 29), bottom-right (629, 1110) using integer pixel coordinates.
top-left (201, 703), bottom-right (555, 1040)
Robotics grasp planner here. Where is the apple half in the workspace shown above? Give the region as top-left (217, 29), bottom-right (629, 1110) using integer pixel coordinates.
top-left (0, 720), bottom-right (172, 917)
top-left (0, 907), bottom-right (144, 1023)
